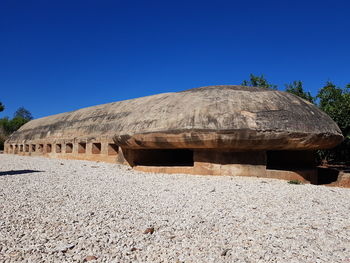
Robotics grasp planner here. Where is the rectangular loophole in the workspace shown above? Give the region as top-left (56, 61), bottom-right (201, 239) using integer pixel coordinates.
top-left (20, 145), bottom-right (23, 152)
top-left (92, 143), bottom-right (101, 154)
top-left (56, 144), bottom-right (62, 153)
top-left (39, 144), bottom-right (44, 152)
top-left (108, 143), bottom-right (118, 155)
top-left (31, 144), bottom-right (36, 152)
top-left (25, 144), bottom-right (29, 152)
top-left (66, 143), bottom-right (73, 153)
top-left (78, 143), bottom-right (86, 154)
top-left (46, 144), bottom-right (52, 153)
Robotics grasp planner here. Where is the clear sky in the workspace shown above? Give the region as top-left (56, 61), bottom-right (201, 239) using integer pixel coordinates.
top-left (1, 0), bottom-right (349, 119)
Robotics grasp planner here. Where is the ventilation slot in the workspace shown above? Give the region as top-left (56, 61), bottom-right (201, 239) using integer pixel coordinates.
top-left (46, 144), bottom-right (52, 153)
top-left (66, 143), bottom-right (73, 153)
top-left (39, 144), bottom-right (44, 152)
top-left (92, 143), bottom-right (101, 154)
top-left (108, 143), bottom-right (118, 155)
top-left (78, 143), bottom-right (86, 154)
top-left (56, 144), bottom-right (62, 153)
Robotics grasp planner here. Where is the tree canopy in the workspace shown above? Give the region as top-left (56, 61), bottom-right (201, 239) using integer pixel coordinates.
top-left (14, 107), bottom-right (33, 121)
top-left (316, 82), bottom-right (350, 163)
top-left (241, 74), bottom-right (278, 89)
top-left (0, 106), bottom-right (33, 150)
top-left (285, 80), bottom-right (314, 103)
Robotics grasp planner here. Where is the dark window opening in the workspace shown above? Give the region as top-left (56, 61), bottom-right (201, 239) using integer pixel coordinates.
top-left (20, 145), bottom-right (23, 152)
top-left (46, 144), bottom-right (52, 153)
top-left (133, 149), bottom-right (194, 167)
top-left (56, 144), bottom-right (61, 153)
top-left (31, 144), bottom-right (36, 152)
top-left (66, 143), bottom-right (73, 153)
top-left (25, 144), bottom-right (29, 152)
top-left (267, 150), bottom-right (316, 170)
top-left (78, 143), bottom-right (86, 154)
top-left (92, 143), bottom-right (101, 154)
top-left (108, 143), bottom-right (118, 155)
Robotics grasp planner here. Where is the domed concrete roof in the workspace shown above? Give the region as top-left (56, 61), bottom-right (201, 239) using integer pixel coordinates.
top-left (7, 85), bottom-right (343, 150)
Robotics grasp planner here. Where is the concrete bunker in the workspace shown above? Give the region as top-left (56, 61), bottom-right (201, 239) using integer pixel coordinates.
top-left (4, 85), bottom-right (346, 186)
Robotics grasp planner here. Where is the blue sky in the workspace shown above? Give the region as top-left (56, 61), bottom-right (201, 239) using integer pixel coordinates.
top-left (1, 0), bottom-right (349, 119)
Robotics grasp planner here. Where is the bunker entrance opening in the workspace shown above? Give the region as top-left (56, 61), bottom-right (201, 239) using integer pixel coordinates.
top-left (132, 149), bottom-right (194, 167)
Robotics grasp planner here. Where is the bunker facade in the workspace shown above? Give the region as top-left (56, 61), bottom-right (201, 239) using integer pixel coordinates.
top-left (4, 85), bottom-right (344, 184)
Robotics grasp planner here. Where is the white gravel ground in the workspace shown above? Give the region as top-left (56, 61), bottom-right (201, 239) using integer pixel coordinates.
top-left (0, 154), bottom-right (350, 263)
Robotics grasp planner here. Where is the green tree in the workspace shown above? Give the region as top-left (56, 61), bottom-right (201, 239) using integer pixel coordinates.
top-left (242, 74), bottom-right (278, 89)
top-left (317, 82), bottom-right (350, 132)
top-left (0, 117), bottom-right (10, 134)
top-left (317, 81), bottom-right (350, 164)
top-left (8, 116), bottom-right (29, 133)
top-left (285, 80), bottom-right (314, 103)
top-left (0, 117), bottom-right (10, 150)
top-left (14, 107), bottom-right (33, 120)
top-left (0, 107), bottom-right (33, 150)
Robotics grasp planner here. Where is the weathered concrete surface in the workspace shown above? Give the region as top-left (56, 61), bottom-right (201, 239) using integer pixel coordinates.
top-left (193, 150), bottom-right (267, 177)
top-left (5, 85), bottom-right (343, 150)
top-left (334, 172), bottom-right (350, 187)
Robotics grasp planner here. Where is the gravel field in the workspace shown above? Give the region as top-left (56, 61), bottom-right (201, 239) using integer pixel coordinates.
top-left (1, 154), bottom-right (350, 263)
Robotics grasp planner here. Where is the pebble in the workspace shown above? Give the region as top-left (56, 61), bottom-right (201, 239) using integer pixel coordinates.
top-left (1, 154), bottom-right (350, 262)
